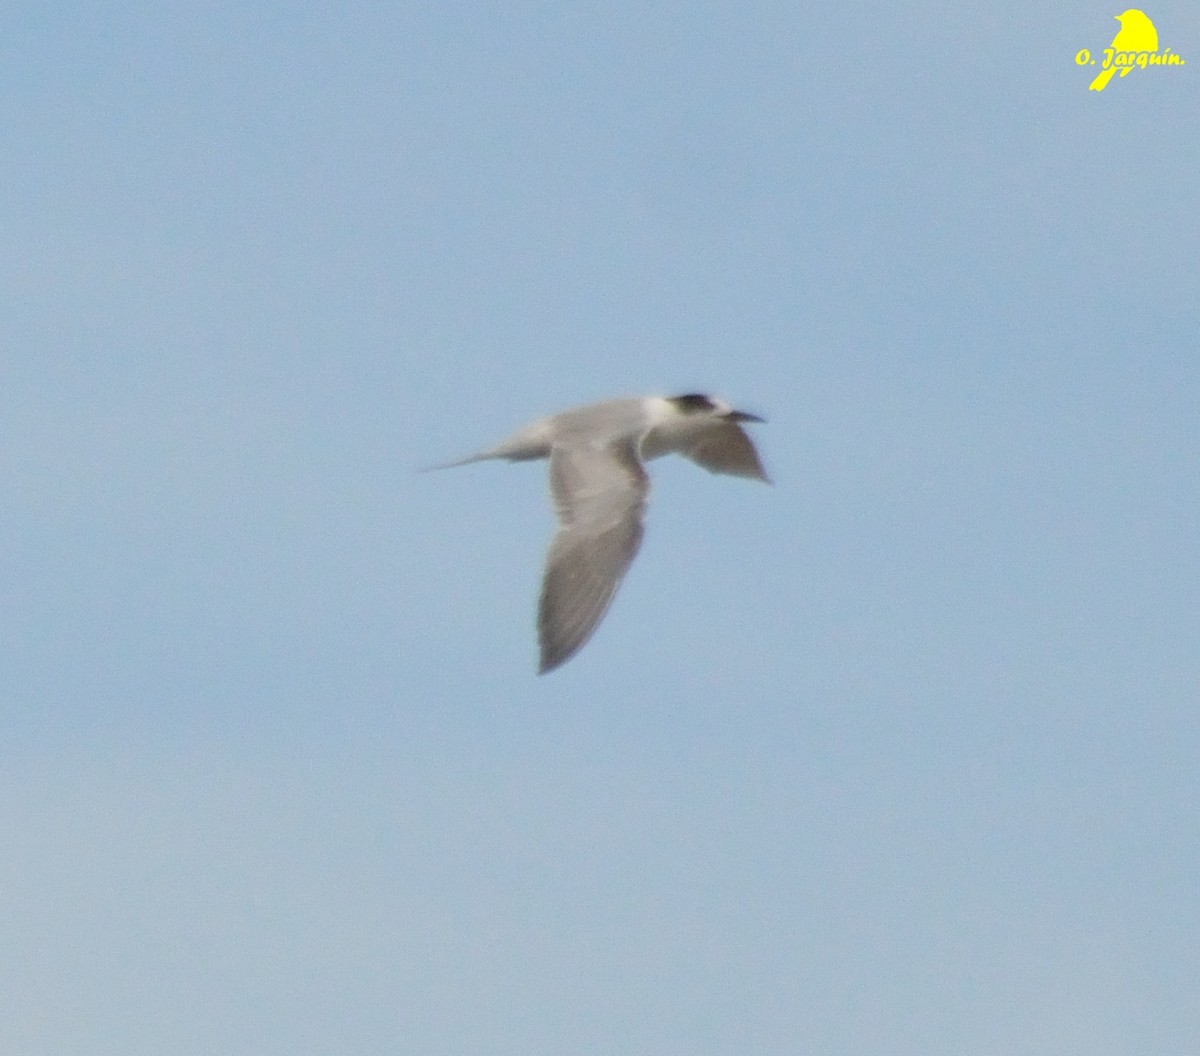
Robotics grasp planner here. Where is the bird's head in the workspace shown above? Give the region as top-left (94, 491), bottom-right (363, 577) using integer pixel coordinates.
top-left (666, 393), bottom-right (765, 424)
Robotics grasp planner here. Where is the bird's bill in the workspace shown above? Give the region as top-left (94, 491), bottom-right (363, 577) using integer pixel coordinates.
top-left (727, 409), bottom-right (765, 423)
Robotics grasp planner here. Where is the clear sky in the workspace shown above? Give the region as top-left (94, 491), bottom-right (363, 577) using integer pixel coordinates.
top-left (2, 2), bottom-right (1198, 1053)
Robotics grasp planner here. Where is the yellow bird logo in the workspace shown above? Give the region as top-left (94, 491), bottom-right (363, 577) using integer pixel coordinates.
top-left (1089, 9), bottom-right (1159, 91)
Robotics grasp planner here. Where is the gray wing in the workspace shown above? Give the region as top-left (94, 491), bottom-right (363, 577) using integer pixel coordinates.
top-left (537, 441), bottom-right (648, 673)
top-left (675, 422), bottom-right (770, 482)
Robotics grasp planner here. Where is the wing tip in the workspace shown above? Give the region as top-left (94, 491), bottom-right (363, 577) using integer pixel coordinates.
top-left (537, 636), bottom-right (582, 675)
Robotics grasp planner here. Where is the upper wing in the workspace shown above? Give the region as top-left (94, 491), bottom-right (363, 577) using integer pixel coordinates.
top-left (537, 441), bottom-right (648, 673)
top-left (672, 422), bottom-right (770, 482)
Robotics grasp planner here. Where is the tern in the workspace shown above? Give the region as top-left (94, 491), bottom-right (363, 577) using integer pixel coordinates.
top-left (430, 394), bottom-right (769, 674)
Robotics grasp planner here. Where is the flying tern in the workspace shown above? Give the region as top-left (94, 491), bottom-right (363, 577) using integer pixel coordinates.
top-left (430, 393), bottom-right (769, 673)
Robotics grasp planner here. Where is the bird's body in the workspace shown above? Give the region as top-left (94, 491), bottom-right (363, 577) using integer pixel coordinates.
top-left (1089, 9), bottom-right (1158, 91)
top-left (431, 394), bottom-right (769, 673)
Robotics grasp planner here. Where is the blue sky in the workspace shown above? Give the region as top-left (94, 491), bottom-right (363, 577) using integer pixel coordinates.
top-left (2, 2), bottom-right (1198, 1053)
